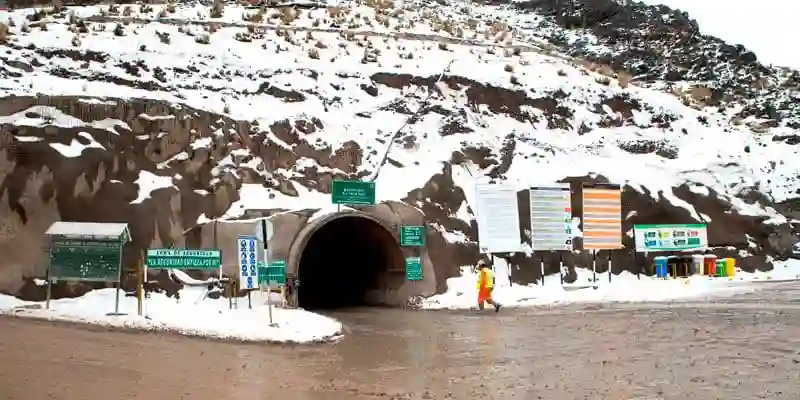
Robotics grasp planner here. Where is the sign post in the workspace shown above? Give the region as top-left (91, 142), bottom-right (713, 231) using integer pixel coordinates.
top-left (400, 226), bottom-right (425, 247)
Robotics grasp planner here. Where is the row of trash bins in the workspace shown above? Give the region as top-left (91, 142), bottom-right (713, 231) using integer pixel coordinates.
top-left (653, 255), bottom-right (735, 278)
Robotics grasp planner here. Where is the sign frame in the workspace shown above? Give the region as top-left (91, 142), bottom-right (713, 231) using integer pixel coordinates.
top-left (331, 180), bottom-right (376, 205)
top-left (633, 224), bottom-right (708, 252)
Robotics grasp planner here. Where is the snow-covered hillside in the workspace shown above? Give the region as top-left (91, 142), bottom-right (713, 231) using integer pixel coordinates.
top-left (0, 0), bottom-right (798, 297)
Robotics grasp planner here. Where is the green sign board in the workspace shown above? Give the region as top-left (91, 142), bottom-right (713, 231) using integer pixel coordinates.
top-left (634, 224), bottom-right (708, 252)
top-left (258, 259), bottom-right (287, 285)
top-left (405, 257), bottom-right (422, 281)
top-left (331, 180), bottom-right (376, 205)
top-left (49, 238), bottom-right (123, 282)
top-left (400, 225), bottom-right (425, 246)
top-left (146, 249), bottom-right (222, 269)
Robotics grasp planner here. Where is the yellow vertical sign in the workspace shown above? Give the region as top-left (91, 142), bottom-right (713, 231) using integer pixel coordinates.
top-left (582, 184), bottom-right (622, 250)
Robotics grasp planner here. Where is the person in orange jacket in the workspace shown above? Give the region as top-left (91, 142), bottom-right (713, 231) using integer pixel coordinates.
top-left (476, 260), bottom-right (501, 312)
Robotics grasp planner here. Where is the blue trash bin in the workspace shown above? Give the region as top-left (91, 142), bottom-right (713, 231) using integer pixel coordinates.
top-left (654, 256), bottom-right (669, 278)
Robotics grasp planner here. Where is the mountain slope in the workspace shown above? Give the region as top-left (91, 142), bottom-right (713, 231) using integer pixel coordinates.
top-left (0, 0), bottom-right (798, 298)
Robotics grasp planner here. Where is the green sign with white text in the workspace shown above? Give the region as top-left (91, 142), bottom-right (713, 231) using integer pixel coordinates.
top-left (633, 224), bottom-right (708, 252)
top-left (331, 180), bottom-right (376, 205)
top-left (405, 257), bottom-right (422, 281)
top-left (50, 238), bottom-right (124, 282)
top-left (400, 225), bottom-right (425, 246)
top-left (258, 259), bottom-right (287, 285)
top-left (146, 249), bottom-right (222, 269)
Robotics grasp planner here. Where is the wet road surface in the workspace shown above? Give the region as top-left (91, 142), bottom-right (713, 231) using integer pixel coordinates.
top-left (2, 282), bottom-right (800, 399)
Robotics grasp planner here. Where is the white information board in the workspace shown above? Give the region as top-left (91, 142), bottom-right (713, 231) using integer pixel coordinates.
top-left (474, 183), bottom-right (522, 254)
top-left (529, 184), bottom-right (573, 251)
top-left (237, 235), bottom-right (259, 290)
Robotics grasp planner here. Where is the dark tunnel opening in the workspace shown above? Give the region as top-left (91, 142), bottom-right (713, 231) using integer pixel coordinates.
top-left (297, 216), bottom-right (401, 310)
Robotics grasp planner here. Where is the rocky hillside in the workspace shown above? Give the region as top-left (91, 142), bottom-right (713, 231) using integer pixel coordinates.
top-left (0, 0), bottom-right (798, 298)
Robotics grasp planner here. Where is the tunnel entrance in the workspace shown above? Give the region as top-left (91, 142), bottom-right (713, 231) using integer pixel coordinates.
top-left (297, 215), bottom-right (402, 310)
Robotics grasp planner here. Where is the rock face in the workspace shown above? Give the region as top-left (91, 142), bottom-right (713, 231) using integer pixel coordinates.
top-left (0, 0), bottom-right (798, 303)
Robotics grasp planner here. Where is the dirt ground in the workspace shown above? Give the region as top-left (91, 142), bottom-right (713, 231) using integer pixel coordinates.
top-left (1, 282), bottom-right (800, 399)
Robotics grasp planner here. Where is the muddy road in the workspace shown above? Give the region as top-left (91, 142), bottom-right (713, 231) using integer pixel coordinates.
top-left (1, 282), bottom-right (799, 399)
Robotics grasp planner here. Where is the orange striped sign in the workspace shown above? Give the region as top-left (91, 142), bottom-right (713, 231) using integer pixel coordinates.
top-left (582, 184), bottom-right (622, 250)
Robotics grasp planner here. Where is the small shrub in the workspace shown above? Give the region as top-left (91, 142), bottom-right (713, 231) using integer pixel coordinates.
top-left (113, 23), bottom-right (125, 36)
top-left (71, 35), bottom-right (81, 47)
top-left (195, 34), bottom-right (210, 44)
top-left (504, 64), bottom-right (513, 72)
top-left (308, 47), bottom-right (320, 59)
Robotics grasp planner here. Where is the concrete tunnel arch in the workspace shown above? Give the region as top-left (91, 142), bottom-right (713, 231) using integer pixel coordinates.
top-left (286, 211), bottom-right (406, 310)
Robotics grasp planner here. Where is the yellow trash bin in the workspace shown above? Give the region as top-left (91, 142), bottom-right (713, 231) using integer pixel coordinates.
top-left (725, 258), bottom-right (736, 277)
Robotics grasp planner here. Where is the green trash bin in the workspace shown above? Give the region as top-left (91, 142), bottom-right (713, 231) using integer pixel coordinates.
top-left (715, 259), bottom-right (726, 277)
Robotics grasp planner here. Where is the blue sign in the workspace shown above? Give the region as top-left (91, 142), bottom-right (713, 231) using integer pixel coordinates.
top-left (237, 235), bottom-right (258, 290)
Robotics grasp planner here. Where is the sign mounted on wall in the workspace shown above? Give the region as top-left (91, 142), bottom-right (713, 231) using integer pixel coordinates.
top-left (529, 184), bottom-right (573, 251)
top-left (331, 180), bottom-right (376, 205)
top-left (474, 183), bottom-right (522, 254)
top-left (399, 225), bottom-right (425, 247)
top-left (634, 224), bottom-right (708, 251)
top-left (581, 183), bottom-right (623, 250)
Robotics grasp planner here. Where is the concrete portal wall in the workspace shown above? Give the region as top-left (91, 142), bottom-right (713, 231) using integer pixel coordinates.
top-left (212, 201), bottom-right (437, 306)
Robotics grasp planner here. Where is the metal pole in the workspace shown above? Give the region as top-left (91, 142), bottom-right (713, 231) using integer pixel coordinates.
top-left (143, 257), bottom-right (149, 317)
top-left (46, 273), bottom-right (52, 310)
top-left (608, 251), bottom-right (612, 283)
top-left (137, 254), bottom-right (143, 316)
top-left (247, 290), bottom-right (252, 309)
top-left (261, 219), bottom-right (273, 324)
top-left (592, 250), bottom-right (597, 289)
top-left (559, 253), bottom-right (564, 285)
top-left (114, 244), bottom-right (123, 315)
top-left (539, 253), bottom-right (545, 286)
top-left (636, 252), bottom-right (641, 280)
top-left (214, 221), bottom-right (221, 280)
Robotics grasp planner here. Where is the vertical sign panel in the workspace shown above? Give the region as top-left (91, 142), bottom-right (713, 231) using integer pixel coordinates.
top-left (237, 235), bottom-right (258, 290)
top-left (529, 184), bottom-right (573, 251)
top-left (474, 183), bottom-right (522, 254)
top-left (582, 184), bottom-right (622, 250)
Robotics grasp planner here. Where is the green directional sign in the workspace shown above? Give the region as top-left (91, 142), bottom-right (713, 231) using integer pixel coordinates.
top-left (50, 238), bottom-right (124, 282)
top-left (331, 180), bottom-right (376, 205)
top-left (146, 249), bottom-right (222, 269)
top-left (258, 260), bottom-right (286, 285)
top-left (400, 225), bottom-right (425, 246)
top-left (405, 257), bottom-right (422, 281)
